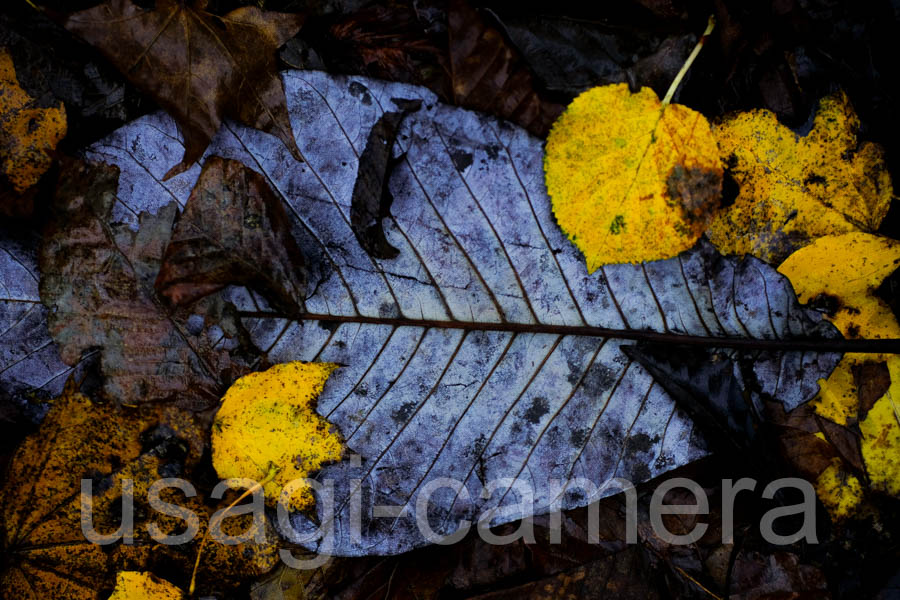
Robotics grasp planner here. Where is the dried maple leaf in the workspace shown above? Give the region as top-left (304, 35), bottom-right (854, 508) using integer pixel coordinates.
top-left (65, 0), bottom-right (304, 180)
top-left (212, 361), bottom-right (343, 511)
top-left (0, 47), bottom-right (66, 209)
top-left (543, 82), bottom-right (723, 269)
top-left (0, 380), bottom-right (278, 599)
top-left (155, 156), bottom-right (307, 314)
top-left (39, 159), bottom-right (257, 408)
top-left (709, 91), bottom-right (893, 265)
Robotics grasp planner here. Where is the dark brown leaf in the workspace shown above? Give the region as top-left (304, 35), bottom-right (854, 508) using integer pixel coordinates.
top-left (350, 97), bottom-right (421, 259)
top-left (448, 0), bottom-right (563, 137)
top-left (854, 360), bottom-right (892, 421)
top-left (155, 155), bottom-right (307, 314)
top-left (65, 0), bottom-right (304, 179)
top-left (39, 158), bottom-right (257, 408)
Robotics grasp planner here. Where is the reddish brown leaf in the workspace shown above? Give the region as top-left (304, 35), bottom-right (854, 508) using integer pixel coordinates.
top-left (65, 0), bottom-right (304, 179)
top-left (39, 159), bottom-right (257, 408)
top-left (155, 156), bottom-right (307, 314)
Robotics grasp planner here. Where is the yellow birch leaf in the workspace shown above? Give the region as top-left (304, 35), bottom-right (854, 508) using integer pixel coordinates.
top-left (543, 83), bottom-right (723, 271)
top-left (709, 91), bottom-right (892, 264)
top-left (0, 47), bottom-right (67, 193)
top-left (108, 572), bottom-right (184, 600)
top-left (212, 361), bottom-right (344, 511)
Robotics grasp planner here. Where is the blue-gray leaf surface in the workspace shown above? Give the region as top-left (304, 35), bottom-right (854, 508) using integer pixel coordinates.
top-left (82, 70), bottom-right (839, 556)
top-left (0, 225), bottom-right (90, 410)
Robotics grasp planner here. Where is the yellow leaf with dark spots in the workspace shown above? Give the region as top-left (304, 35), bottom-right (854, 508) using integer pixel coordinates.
top-left (0, 48), bottom-right (66, 195)
top-left (709, 91), bottom-right (892, 265)
top-left (212, 361), bottom-right (344, 511)
top-left (543, 83), bottom-right (723, 270)
top-left (780, 233), bottom-right (900, 508)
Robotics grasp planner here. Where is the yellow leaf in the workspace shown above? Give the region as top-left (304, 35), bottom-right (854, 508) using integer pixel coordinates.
top-left (543, 83), bottom-right (723, 270)
top-left (815, 458), bottom-right (864, 520)
top-left (860, 356), bottom-right (900, 497)
top-left (0, 47), bottom-right (67, 193)
top-left (108, 572), bottom-right (184, 600)
top-left (212, 361), bottom-right (344, 511)
top-left (778, 232), bottom-right (900, 425)
top-left (780, 233), bottom-right (900, 504)
top-left (709, 92), bottom-right (892, 264)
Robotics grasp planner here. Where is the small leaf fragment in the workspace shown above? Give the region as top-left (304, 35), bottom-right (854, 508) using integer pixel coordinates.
top-left (709, 91), bottom-right (892, 264)
top-left (109, 572), bottom-right (184, 600)
top-left (859, 356), bottom-right (900, 497)
top-left (543, 83), bottom-right (722, 270)
top-left (212, 361), bottom-right (344, 511)
top-left (0, 47), bottom-right (66, 196)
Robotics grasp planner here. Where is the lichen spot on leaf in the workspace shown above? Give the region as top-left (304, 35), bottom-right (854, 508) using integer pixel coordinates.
top-left (543, 83), bottom-right (722, 270)
top-left (212, 361), bottom-right (343, 511)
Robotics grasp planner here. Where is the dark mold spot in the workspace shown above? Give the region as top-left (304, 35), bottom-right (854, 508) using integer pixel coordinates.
top-left (523, 397), bottom-right (550, 425)
top-left (348, 81), bottom-right (373, 105)
top-left (450, 149), bottom-right (473, 172)
top-left (625, 432), bottom-right (659, 455)
top-left (666, 165), bottom-right (723, 226)
top-left (391, 401), bottom-right (417, 423)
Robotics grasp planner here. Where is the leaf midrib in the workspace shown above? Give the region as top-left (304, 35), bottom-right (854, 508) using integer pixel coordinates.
top-left (239, 310), bottom-right (900, 353)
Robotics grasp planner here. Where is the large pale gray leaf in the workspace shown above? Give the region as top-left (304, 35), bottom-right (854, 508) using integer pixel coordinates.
top-left (0, 224), bottom-right (91, 410)
top-left (85, 70), bottom-right (840, 557)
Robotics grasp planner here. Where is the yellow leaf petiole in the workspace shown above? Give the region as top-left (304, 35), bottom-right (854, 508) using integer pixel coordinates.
top-left (662, 15), bottom-right (716, 105)
top-left (188, 463), bottom-right (280, 596)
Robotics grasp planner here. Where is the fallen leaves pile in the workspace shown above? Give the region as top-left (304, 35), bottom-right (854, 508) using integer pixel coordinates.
top-left (2, 0), bottom-right (900, 598)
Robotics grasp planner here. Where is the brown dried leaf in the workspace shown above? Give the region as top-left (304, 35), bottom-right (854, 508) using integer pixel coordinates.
top-left (39, 159), bottom-right (256, 408)
top-left (448, 0), bottom-right (563, 137)
top-left (155, 156), bottom-right (307, 313)
top-left (65, 0), bottom-right (303, 179)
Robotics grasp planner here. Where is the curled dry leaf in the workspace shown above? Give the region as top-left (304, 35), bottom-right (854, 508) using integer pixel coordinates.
top-left (543, 83), bottom-right (723, 269)
top-left (709, 91), bottom-right (893, 265)
top-left (39, 159), bottom-right (257, 408)
top-left (0, 47), bottom-right (66, 207)
top-left (108, 572), bottom-right (184, 600)
top-left (350, 97), bottom-right (421, 259)
top-left (155, 155), bottom-right (307, 314)
top-left (65, 0), bottom-right (304, 179)
top-left (212, 361), bottom-right (344, 511)
top-left (89, 71), bottom-right (840, 556)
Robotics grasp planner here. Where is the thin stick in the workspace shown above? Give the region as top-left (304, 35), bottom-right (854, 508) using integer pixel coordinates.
top-left (662, 15), bottom-right (716, 105)
top-left (189, 464), bottom-right (279, 596)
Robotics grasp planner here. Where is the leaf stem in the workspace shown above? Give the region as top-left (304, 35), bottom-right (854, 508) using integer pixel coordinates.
top-left (189, 464), bottom-right (279, 596)
top-left (662, 15), bottom-right (716, 105)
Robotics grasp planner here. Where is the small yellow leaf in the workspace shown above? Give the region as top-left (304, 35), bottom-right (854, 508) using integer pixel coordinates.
top-left (0, 48), bottom-right (67, 193)
top-left (709, 92), bottom-right (892, 264)
top-left (815, 458), bottom-right (864, 520)
top-left (108, 572), bottom-right (184, 600)
top-left (212, 361), bottom-right (344, 511)
top-left (543, 83), bottom-right (722, 270)
top-left (859, 356), bottom-right (900, 497)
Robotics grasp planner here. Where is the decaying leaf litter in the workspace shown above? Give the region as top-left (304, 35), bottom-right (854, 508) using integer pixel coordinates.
top-left (1, 1), bottom-right (895, 593)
